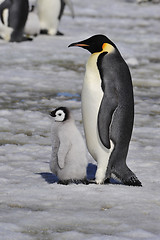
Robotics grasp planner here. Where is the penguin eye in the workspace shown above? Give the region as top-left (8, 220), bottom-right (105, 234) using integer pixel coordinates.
top-left (58, 113), bottom-right (62, 116)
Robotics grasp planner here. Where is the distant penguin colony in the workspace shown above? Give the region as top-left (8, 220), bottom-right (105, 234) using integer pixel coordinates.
top-left (0, 0), bottom-right (31, 42)
top-left (50, 107), bottom-right (88, 184)
top-left (69, 34), bottom-right (142, 186)
top-left (0, 0), bottom-right (74, 40)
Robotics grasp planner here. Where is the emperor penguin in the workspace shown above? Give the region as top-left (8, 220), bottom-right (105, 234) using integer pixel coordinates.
top-left (0, 0), bottom-right (31, 42)
top-left (68, 34), bottom-right (142, 186)
top-left (50, 107), bottom-right (88, 184)
top-left (36, 0), bottom-right (60, 35)
top-left (36, 0), bottom-right (74, 35)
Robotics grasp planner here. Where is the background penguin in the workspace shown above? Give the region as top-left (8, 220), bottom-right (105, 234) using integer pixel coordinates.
top-left (69, 34), bottom-right (142, 186)
top-left (0, 0), bottom-right (12, 41)
top-left (36, 0), bottom-right (74, 35)
top-left (0, 0), bottom-right (32, 42)
top-left (36, 0), bottom-right (60, 35)
top-left (0, 0), bottom-right (12, 40)
top-left (24, 3), bottom-right (40, 37)
top-left (58, 0), bottom-right (74, 21)
top-left (50, 107), bottom-right (88, 184)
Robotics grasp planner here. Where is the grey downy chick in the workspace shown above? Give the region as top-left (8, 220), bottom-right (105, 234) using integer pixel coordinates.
top-left (50, 107), bottom-right (88, 184)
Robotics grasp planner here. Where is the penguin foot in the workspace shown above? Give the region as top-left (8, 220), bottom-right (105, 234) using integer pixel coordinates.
top-left (95, 168), bottom-right (106, 184)
top-left (9, 36), bottom-right (33, 42)
top-left (58, 178), bottom-right (89, 185)
top-left (111, 168), bottom-right (142, 187)
top-left (40, 29), bottom-right (48, 35)
top-left (87, 179), bottom-right (97, 184)
top-left (56, 31), bottom-right (64, 36)
top-left (22, 36), bottom-right (33, 41)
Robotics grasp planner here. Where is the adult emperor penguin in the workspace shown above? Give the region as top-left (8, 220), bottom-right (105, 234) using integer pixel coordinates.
top-left (0, 0), bottom-right (31, 42)
top-left (68, 34), bottom-right (142, 186)
top-left (50, 107), bottom-right (88, 184)
top-left (36, 0), bottom-right (60, 35)
top-left (36, 0), bottom-right (74, 35)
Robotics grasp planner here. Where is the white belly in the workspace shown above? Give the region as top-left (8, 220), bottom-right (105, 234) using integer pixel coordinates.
top-left (82, 53), bottom-right (111, 162)
top-left (37, 0), bottom-right (60, 35)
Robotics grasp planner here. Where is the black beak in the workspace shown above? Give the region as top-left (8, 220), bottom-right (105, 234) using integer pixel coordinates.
top-left (68, 42), bottom-right (89, 48)
top-left (68, 38), bottom-right (92, 53)
top-left (68, 42), bottom-right (76, 48)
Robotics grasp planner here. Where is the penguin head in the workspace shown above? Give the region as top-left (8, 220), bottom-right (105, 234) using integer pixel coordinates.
top-left (68, 34), bottom-right (116, 54)
top-left (50, 107), bottom-right (70, 122)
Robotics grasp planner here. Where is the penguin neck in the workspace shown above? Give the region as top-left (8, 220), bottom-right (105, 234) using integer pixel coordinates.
top-left (85, 43), bottom-right (115, 71)
top-left (57, 116), bottom-right (75, 126)
top-left (102, 43), bottom-right (115, 54)
top-left (87, 43), bottom-right (115, 61)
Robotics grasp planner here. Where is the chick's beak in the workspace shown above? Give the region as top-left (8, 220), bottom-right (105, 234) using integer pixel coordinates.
top-left (50, 111), bottom-right (56, 117)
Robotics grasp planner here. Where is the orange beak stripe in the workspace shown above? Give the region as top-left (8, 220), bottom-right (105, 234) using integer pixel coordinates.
top-left (75, 43), bottom-right (89, 47)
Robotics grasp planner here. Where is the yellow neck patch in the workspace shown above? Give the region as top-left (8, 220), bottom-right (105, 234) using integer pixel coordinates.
top-left (102, 43), bottom-right (115, 53)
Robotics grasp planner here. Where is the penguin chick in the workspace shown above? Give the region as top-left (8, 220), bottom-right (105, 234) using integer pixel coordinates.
top-left (69, 34), bottom-right (142, 186)
top-left (24, 4), bottom-right (40, 37)
top-left (50, 107), bottom-right (88, 184)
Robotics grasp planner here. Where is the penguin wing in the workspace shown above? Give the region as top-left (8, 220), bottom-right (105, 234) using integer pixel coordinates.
top-left (0, 0), bottom-right (10, 24)
top-left (58, 131), bottom-right (71, 169)
top-left (98, 94), bottom-right (117, 149)
top-left (97, 52), bottom-right (119, 149)
top-left (63, 0), bottom-right (75, 18)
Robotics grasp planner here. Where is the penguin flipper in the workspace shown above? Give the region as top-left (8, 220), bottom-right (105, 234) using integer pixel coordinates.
top-left (0, 0), bottom-right (10, 24)
top-left (57, 134), bottom-right (71, 169)
top-left (63, 0), bottom-right (75, 18)
top-left (98, 95), bottom-right (117, 149)
top-left (0, 0), bottom-right (11, 24)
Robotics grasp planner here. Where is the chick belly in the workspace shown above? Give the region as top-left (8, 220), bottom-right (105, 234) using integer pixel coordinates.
top-left (57, 153), bottom-right (86, 180)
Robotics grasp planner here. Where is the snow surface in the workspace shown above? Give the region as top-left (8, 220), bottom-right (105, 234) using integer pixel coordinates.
top-left (0, 0), bottom-right (160, 239)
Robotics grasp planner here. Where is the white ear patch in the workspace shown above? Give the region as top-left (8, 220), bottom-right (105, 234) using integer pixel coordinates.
top-left (55, 110), bottom-right (65, 122)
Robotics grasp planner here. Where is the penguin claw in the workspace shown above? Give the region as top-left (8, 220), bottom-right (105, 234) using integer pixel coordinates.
top-left (56, 31), bottom-right (64, 36)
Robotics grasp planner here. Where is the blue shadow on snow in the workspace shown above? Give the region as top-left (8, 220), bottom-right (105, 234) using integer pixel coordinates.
top-left (37, 163), bottom-right (121, 185)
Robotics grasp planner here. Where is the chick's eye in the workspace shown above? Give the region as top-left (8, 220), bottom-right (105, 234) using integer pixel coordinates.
top-left (58, 113), bottom-right (62, 116)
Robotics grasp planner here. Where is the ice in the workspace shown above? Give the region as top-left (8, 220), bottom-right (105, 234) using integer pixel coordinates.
top-left (0, 0), bottom-right (160, 239)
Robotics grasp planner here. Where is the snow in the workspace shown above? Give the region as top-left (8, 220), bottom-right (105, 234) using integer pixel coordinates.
top-left (0, 0), bottom-right (160, 239)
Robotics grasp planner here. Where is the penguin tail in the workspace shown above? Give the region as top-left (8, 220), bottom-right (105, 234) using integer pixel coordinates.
top-left (123, 175), bottom-right (142, 187)
top-left (110, 165), bottom-right (142, 187)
